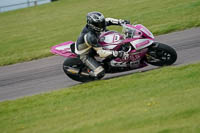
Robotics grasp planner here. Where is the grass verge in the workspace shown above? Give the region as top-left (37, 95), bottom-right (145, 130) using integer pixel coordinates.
top-left (0, 0), bottom-right (200, 66)
top-left (0, 63), bottom-right (200, 133)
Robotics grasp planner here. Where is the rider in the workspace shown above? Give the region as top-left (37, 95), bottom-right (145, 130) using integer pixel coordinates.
top-left (75, 11), bottom-right (130, 79)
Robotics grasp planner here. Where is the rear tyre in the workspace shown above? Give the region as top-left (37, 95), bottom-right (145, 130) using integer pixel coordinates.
top-left (146, 42), bottom-right (177, 66)
top-left (63, 58), bottom-right (95, 82)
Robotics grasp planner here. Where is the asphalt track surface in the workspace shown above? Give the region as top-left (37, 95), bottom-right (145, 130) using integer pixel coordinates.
top-left (0, 28), bottom-right (200, 101)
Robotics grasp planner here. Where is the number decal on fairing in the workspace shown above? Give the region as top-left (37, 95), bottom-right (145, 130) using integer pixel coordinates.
top-left (120, 54), bottom-right (141, 62)
top-left (129, 54), bottom-right (141, 61)
top-left (113, 34), bottom-right (120, 42)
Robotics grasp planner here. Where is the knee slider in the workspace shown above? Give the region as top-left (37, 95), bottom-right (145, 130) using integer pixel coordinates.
top-left (91, 66), bottom-right (105, 78)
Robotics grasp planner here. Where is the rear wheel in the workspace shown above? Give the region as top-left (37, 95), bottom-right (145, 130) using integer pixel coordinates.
top-left (146, 42), bottom-right (177, 66)
top-left (63, 58), bottom-right (96, 82)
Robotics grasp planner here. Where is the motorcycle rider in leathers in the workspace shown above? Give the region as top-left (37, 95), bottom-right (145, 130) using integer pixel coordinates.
top-left (75, 11), bottom-right (130, 79)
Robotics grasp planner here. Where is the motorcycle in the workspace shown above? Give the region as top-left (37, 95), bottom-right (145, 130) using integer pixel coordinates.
top-left (51, 24), bottom-right (177, 82)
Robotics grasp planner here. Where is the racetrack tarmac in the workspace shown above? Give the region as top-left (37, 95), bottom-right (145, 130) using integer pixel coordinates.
top-left (0, 28), bottom-right (200, 101)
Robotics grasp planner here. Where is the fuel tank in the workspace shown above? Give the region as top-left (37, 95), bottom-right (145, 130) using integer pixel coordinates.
top-left (99, 31), bottom-right (124, 50)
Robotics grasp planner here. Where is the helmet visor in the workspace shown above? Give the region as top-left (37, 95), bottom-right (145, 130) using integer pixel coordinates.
top-left (93, 19), bottom-right (106, 31)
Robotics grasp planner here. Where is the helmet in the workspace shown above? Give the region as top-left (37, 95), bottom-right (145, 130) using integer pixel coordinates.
top-left (87, 11), bottom-right (106, 32)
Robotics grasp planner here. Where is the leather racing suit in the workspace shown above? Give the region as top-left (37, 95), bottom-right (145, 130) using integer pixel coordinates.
top-left (75, 18), bottom-right (128, 78)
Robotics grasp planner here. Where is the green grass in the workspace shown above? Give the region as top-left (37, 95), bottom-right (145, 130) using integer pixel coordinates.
top-left (0, 0), bottom-right (200, 66)
top-left (0, 63), bottom-right (200, 133)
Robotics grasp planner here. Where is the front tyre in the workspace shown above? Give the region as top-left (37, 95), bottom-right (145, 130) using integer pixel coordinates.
top-left (63, 58), bottom-right (96, 82)
top-left (146, 42), bottom-right (177, 66)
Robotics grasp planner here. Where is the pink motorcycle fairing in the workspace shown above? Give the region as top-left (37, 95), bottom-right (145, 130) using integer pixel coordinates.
top-left (126, 24), bottom-right (154, 39)
top-left (99, 24), bottom-right (155, 51)
top-left (97, 24), bottom-right (155, 66)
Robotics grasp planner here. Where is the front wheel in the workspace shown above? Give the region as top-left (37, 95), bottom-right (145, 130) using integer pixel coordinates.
top-left (146, 42), bottom-right (177, 66)
top-left (63, 58), bottom-right (96, 82)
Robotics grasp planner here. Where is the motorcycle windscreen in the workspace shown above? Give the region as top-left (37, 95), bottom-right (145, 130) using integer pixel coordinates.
top-left (50, 41), bottom-right (77, 57)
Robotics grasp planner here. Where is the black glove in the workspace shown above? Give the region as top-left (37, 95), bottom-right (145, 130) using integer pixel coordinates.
top-left (119, 19), bottom-right (131, 25)
top-left (124, 20), bottom-right (131, 24)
